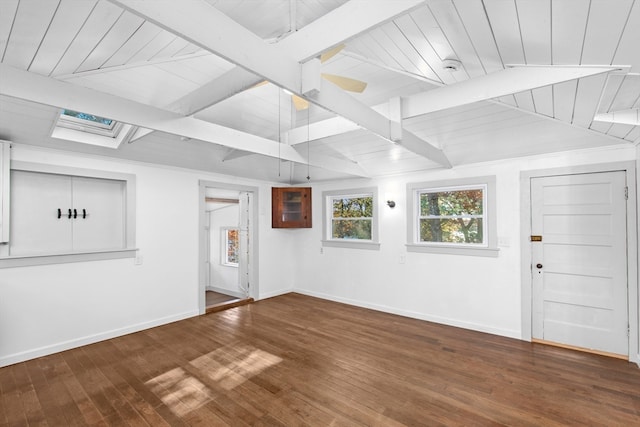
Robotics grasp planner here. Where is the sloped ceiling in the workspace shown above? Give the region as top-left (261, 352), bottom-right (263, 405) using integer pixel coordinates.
top-left (0, 0), bottom-right (638, 184)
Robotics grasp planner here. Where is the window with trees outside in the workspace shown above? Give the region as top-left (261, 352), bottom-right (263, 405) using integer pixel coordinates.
top-left (418, 186), bottom-right (485, 244)
top-left (222, 227), bottom-right (239, 266)
top-left (322, 187), bottom-right (380, 250)
top-left (407, 177), bottom-right (498, 257)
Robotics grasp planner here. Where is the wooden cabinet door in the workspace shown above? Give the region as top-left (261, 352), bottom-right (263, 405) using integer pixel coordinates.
top-left (272, 187), bottom-right (311, 228)
top-left (10, 170), bottom-right (73, 255)
top-left (72, 176), bottom-right (125, 252)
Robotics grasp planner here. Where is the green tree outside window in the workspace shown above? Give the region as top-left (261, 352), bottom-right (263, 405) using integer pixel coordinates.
top-left (418, 188), bottom-right (484, 244)
top-left (331, 195), bottom-right (373, 240)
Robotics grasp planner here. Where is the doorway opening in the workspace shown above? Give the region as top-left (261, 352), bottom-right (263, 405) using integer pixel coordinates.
top-left (198, 181), bottom-right (259, 314)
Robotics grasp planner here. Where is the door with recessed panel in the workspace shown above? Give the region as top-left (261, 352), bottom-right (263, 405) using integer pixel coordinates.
top-left (531, 171), bottom-right (628, 356)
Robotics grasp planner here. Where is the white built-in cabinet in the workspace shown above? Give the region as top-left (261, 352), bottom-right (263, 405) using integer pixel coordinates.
top-left (10, 171), bottom-right (125, 255)
top-left (0, 160), bottom-right (136, 267)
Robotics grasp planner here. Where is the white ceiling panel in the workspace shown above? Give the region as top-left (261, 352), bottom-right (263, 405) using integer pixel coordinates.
top-left (101, 21), bottom-right (162, 68)
top-left (551, 0), bottom-right (589, 65)
top-left (28, 0), bottom-right (99, 76)
top-left (2, 0), bottom-right (60, 70)
top-left (75, 11), bottom-right (144, 73)
top-left (580, 0), bottom-right (634, 65)
top-left (51, 0), bottom-right (124, 75)
top-left (0, 0), bottom-right (637, 182)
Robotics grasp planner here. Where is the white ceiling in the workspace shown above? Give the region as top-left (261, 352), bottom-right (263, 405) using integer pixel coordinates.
top-left (0, 0), bottom-right (638, 184)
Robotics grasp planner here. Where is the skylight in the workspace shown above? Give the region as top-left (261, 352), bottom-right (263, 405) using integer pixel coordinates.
top-left (62, 110), bottom-right (114, 126)
top-left (51, 109), bottom-right (132, 149)
top-left (57, 109), bottom-right (120, 137)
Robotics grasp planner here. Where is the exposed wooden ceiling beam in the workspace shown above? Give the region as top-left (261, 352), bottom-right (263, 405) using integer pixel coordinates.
top-left (0, 64), bottom-right (370, 177)
top-left (129, 0), bottom-right (426, 143)
top-left (284, 66), bottom-right (622, 145)
top-left (129, 67), bottom-right (263, 142)
top-left (275, 0), bottom-right (426, 62)
top-left (110, 0), bottom-right (451, 168)
top-left (594, 108), bottom-right (640, 126)
top-left (402, 66), bottom-right (621, 118)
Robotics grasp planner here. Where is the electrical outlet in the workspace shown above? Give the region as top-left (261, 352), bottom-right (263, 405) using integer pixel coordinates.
top-left (320, 247), bottom-right (324, 254)
top-left (134, 255), bottom-right (143, 265)
top-left (399, 254), bottom-right (406, 264)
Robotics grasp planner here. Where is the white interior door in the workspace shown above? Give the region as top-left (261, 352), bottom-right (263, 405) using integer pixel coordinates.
top-left (531, 171), bottom-right (628, 356)
top-left (238, 191), bottom-right (251, 298)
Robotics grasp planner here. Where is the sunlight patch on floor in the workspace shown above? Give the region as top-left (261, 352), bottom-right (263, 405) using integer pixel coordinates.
top-left (190, 343), bottom-right (283, 390)
top-left (145, 367), bottom-right (213, 417)
top-left (145, 344), bottom-right (282, 417)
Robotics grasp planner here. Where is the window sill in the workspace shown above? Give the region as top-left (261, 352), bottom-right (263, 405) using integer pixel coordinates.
top-left (0, 248), bottom-right (138, 268)
top-left (322, 240), bottom-right (381, 250)
top-left (405, 244), bottom-right (499, 257)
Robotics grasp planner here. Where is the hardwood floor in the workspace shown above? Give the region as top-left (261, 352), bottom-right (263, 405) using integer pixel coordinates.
top-left (205, 291), bottom-right (238, 307)
top-left (2, 293), bottom-right (639, 426)
top-left (205, 291), bottom-right (253, 314)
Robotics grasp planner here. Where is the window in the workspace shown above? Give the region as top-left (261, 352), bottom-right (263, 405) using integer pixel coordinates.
top-left (407, 177), bottom-right (498, 257)
top-left (222, 227), bottom-right (239, 266)
top-left (418, 186), bottom-right (485, 244)
top-left (57, 110), bottom-right (120, 137)
top-left (51, 109), bottom-right (133, 149)
top-left (322, 187), bottom-right (380, 250)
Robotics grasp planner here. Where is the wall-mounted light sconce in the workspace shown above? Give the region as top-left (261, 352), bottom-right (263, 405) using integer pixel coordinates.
top-left (387, 200), bottom-right (396, 208)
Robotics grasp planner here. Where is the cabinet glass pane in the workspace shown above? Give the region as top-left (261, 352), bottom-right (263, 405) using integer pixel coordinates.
top-left (281, 191), bottom-right (302, 222)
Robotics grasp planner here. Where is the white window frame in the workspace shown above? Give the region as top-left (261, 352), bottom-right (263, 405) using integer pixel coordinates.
top-left (406, 176), bottom-right (498, 257)
top-left (51, 109), bottom-right (133, 149)
top-left (322, 187), bottom-right (380, 250)
top-left (221, 226), bottom-right (239, 267)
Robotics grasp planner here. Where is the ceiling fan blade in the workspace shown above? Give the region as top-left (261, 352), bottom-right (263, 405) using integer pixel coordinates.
top-left (321, 73), bottom-right (367, 93)
top-left (291, 95), bottom-right (309, 111)
top-left (250, 80), bottom-right (269, 89)
top-left (320, 44), bottom-right (345, 63)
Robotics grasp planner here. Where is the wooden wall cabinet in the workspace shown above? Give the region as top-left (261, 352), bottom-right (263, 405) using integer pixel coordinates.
top-left (272, 187), bottom-right (311, 228)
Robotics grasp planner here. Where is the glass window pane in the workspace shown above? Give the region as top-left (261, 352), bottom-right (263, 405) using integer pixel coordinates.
top-left (419, 218), bottom-right (483, 244)
top-left (226, 229), bottom-right (239, 264)
top-left (420, 189), bottom-right (483, 216)
top-left (332, 196), bottom-right (373, 218)
top-left (62, 109), bottom-right (113, 126)
top-left (332, 219), bottom-right (372, 240)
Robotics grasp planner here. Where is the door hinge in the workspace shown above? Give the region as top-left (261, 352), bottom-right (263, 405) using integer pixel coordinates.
top-left (625, 186), bottom-right (628, 200)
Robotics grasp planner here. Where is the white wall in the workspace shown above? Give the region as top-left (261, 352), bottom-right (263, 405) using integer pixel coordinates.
top-left (0, 144), bottom-right (296, 367)
top-left (208, 205), bottom-right (240, 295)
top-left (293, 145), bottom-right (638, 340)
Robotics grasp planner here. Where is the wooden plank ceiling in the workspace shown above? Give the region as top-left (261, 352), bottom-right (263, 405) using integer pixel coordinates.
top-left (0, 0), bottom-right (638, 183)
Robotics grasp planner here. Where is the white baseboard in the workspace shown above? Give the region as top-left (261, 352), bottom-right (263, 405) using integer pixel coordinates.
top-left (0, 310), bottom-right (199, 368)
top-left (258, 288), bottom-right (293, 301)
top-left (294, 289), bottom-right (521, 340)
top-left (205, 285), bottom-right (244, 299)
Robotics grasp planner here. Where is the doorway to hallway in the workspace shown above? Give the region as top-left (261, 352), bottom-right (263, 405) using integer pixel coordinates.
top-left (198, 180), bottom-right (259, 315)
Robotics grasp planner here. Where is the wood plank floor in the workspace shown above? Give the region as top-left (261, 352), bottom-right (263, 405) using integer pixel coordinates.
top-left (205, 291), bottom-right (238, 307)
top-left (2, 293), bottom-right (639, 426)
